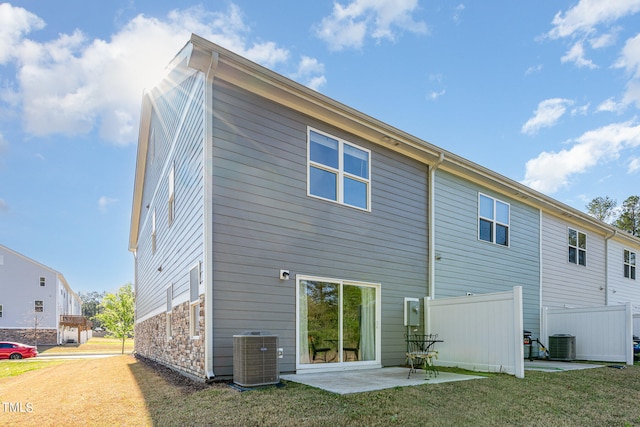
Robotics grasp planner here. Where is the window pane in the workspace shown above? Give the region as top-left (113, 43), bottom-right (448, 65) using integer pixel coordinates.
top-left (496, 224), bottom-right (508, 246)
top-left (479, 218), bottom-right (493, 242)
top-left (569, 247), bottom-right (577, 264)
top-left (344, 177), bottom-right (367, 209)
top-left (568, 229), bottom-right (577, 246)
top-left (625, 264), bottom-right (630, 278)
top-left (632, 267), bottom-right (636, 280)
top-left (578, 249), bottom-right (586, 266)
top-left (578, 232), bottom-right (586, 249)
top-left (310, 167), bottom-right (337, 201)
top-left (631, 252), bottom-right (636, 266)
top-left (310, 131), bottom-right (339, 168)
top-left (480, 195), bottom-right (493, 219)
top-left (496, 201), bottom-right (509, 224)
top-left (624, 250), bottom-right (630, 263)
top-left (344, 144), bottom-right (369, 179)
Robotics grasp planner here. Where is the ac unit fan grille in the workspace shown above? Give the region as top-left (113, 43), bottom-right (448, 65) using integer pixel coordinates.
top-left (233, 334), bottom-right (279, 387)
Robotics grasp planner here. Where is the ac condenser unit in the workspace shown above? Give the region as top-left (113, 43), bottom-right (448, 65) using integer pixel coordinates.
top-left (548, 334), bottom-right (576, 361)
top-left (233, 331), bottom-right (279, 387)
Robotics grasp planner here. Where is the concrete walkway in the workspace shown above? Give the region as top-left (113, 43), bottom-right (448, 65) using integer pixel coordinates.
top-left (281, 367), bottom-right (485, 395)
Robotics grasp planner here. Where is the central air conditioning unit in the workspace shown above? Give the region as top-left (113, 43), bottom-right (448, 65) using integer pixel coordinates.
top-left (548, 334), bottom-right (576, 361)
top-left (233, 331), bottom-right (279, 387)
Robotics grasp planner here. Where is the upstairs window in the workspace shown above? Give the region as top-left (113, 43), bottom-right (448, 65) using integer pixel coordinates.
top-left (568, 228), bottom-right (587, 266)
top-left (478, 193), bottom-right (510, 246)
top-left (151, 210), bottom-right (157, 255)
top-left (35, 300), bottom-right (43, 313)
top-left (40, 277), bottom-right (45, 287)
top-left (168, 164), bottom-right (175, 226)
top-left (0, 304), bottom-right (3, 318)
top-left (624, 249), bottom-right (636, 280)
top-left (308, 129), bottom-right (370, 211)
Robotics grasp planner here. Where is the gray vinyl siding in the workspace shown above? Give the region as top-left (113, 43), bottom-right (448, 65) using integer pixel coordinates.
top-left (210, 79), bottom-right (429, 375)
top-left (135, 71), bottom-right (205, 320)
top-left (607, 239), bottom-right (640, 311)
top-left (541, 212), bottom-right (606, 308)
top-left (433, 170), bottom-right (541, 337)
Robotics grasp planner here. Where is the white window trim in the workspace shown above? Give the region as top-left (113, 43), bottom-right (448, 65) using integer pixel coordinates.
top-left (307, 127), bottom-right (371, 212)
top-left (168, 163), bottom-right (175, 226)
top-left (568, 227), bottom-right (587, 267)
top-left (295, 274), bottom-right (381, 373)
top-left (151, 209), bottom-right (157, 255)
top-left (35, 300), bottom-right (44, 313)
top-left (478, 193), bottom-right (510, 247)
top-left (624, 248), bottom-right (636, 280)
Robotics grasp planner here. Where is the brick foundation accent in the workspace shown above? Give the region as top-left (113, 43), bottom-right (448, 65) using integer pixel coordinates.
top-left (0, 328), bottom-right (58, 346)
top-left (135, 296), bottom-right (206, 379)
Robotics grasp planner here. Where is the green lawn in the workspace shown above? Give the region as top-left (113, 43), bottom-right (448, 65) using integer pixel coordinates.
top-left (37, 337), bottom-right (134, 354)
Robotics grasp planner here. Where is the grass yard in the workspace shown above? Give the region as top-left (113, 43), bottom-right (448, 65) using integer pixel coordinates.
top-left (1, 354), bottom-right (640, 426)
top-left (37, 337), bottom-right (134, 355)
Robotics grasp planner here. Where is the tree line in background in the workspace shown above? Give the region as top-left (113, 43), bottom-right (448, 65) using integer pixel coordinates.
top-left (586, 195), bottom-right (640, 237)
top-left (78, 284), bottom-right (135, 353)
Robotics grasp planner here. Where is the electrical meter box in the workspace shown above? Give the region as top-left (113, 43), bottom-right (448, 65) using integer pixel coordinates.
top-left (404, 297), bottom-right (420, 326)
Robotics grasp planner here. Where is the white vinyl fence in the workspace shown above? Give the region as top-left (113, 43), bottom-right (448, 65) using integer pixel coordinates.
top-left (541, 303), bottom-right (633, 365)
top-left (424, 286), bottom-right (524, 378)
top-left (634, 314), bottom-right (640, 338)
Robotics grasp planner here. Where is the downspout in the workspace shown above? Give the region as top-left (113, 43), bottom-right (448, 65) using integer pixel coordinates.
top-left (604, 229), bottom-right (617, 306)
top-left (428, 153), bottom-right (445, 299)
top-left (203, 50), bottom-right (219, 380)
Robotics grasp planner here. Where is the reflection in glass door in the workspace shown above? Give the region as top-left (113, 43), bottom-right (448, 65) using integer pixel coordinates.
top-left (298, 277), bottom-right (378, 367)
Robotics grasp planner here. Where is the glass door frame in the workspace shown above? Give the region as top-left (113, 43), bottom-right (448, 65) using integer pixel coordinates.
top-left (295, 274), bottom-right (381, 372)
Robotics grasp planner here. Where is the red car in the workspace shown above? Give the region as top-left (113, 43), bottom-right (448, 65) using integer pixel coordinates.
top-left (0, 342), bottom-right (38, 360)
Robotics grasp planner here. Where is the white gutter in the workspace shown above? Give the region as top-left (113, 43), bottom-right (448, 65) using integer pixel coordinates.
top-left (428, 153), bottom-right (445, 298)
top-left (202, 50), bottom-right (219, 380)
top-left (604, 229), bottom-right (617, 306)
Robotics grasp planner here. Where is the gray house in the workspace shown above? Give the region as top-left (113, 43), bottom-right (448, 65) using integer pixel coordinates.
top-left (130, 34), bottom-right (640, 381)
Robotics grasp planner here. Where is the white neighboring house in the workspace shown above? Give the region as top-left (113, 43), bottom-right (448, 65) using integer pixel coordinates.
top-left (0, 244), bottom-right (88, 345)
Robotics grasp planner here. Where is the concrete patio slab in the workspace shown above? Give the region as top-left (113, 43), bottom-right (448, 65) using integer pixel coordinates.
top-left (524, 360), bottom-right (604, 372)
top-left (280, 367), bottom-right (485, 395)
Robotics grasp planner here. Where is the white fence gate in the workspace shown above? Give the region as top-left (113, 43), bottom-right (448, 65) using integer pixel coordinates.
top-left (541, 303), bottom-right (633, 365)
top-left (424, 286), bottom-right (524, 378)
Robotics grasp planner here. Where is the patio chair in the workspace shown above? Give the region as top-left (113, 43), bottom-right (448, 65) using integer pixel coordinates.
top-left (405, 333), bottom-right (440, 379)
top-left (310, 336), bottom-right (330, 362)
top-left (343, 338), bottom-right (359, 361)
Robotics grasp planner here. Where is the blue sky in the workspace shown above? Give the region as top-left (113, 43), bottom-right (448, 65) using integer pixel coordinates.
top-left (1, 1), bottom-right (640, 293)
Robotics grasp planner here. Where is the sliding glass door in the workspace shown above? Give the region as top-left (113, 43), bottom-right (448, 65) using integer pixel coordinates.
top-left (297, 277), bottom-right (380, 369)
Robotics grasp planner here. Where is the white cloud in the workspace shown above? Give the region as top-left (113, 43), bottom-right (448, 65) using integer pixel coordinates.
top-left (0, 3), bottom-right (44, 64)
top-left (315, 0), bottom-right (427, 51)
top-left (0, 198), bottom-right (9, 213)
top-left (453, 4), bottom-right (465, 24)
top-left (596, 97), bottom-right (625, 113)
top-left (1, 4), bottom-right (312, 145)
top-left (561, 41), bottom-right (597, 69)
top-left (525, 64), bottom-right (543, 75)
top-left (614, 33), bottom-right (640, 108)
top-left (429, 89), bottom-right (446, 101)
top-left (629, 157), bottom-right (640, 173)
top-left (571, 103), bottom-right (590, 116)
top-left (523, 121), bottom-right (640, 193)
top-left (98, 196), bottom-right (118, 213)
top-left (521, 98), bottom-right (574, 135)
top-left (548, 0), bottom-right (640, 39)
top-left (290, 56), bottom-right (326, 91)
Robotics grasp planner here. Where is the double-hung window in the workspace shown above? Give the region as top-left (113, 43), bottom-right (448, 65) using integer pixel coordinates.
top-left (0, 304), bottom-right (3, 318)
top-left (168, 164), bottom-right (175, 226)
top-left (308, 129), bottom-right (370, 211)
top-left (478, 193), bottom-right (509, 246)
top-left (568, 228), bottom-right (587, 266)
top-left (39, 277), bottom-right (46, 287)
top-left (624, 249), bottom-right (636, 280)
top-left (35, 300), bottom-right (43, 313)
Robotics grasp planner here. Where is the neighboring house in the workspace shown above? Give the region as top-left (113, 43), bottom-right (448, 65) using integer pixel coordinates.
top-left (130, 34), bottom-right (640, 381)
top-left (0, 244), bottom-right (85, 345)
